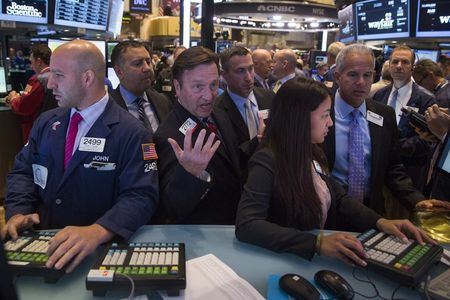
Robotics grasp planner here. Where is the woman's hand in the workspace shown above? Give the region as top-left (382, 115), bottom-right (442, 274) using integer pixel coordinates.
top-left (376, 218), bottom-right (435, 245)
top-left (319, 232), bottom-right (368, 266)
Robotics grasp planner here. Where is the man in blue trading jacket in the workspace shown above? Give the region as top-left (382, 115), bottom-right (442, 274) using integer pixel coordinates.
top-left (2, 40), bottom-right (159, 273)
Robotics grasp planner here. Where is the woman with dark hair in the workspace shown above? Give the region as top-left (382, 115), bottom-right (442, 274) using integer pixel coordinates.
top-left (235, 77), bottom-right (433, 265)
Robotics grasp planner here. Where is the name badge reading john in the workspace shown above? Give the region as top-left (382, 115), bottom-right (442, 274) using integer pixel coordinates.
top-left (179, 118), bottom-right (197, 135)
top-left (79, 137), bottom-right (106, 153)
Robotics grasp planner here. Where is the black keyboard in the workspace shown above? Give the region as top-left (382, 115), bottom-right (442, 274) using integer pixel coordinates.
top-left (85, 242), bottom-right (186, 297)
top-left (4, 230), bottom-right (65, 283)
top-left (358, 229), bottom-right (443, 286)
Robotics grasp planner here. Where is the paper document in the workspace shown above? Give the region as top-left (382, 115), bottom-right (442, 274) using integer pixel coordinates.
top-left (159, 253), bottom-right (264, 300)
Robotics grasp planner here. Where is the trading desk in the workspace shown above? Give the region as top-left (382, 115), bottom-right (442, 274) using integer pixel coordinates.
top-left (15, 225), bottom-right (446, 299)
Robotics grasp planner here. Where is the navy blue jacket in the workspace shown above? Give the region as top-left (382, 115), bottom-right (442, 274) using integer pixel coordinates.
top-left (5, 98), bottom-right (159, 239)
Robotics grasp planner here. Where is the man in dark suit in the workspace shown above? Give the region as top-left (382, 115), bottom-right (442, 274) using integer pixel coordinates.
top-left (251, 48), bottom-right (272, 89)
top-left (321, 44), bottom-right (442, 221)
top-left (3, 40), bottom-right (158, 272)
top-left (372, 46), bottom-right (436, 190)
top-left (153, 46), bottom-right (244, 225)
top-left (110, 41), bottom-right (172, 133)
top-left (271, 48), bottom-right (299, 92)
top-left (412, 59), bottom-right (450, 108)
top-left (215, 46), bottom-right (274, 147)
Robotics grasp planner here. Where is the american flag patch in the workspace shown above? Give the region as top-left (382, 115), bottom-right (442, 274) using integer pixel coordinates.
top-left (142, 143), bottom-right (157, 160)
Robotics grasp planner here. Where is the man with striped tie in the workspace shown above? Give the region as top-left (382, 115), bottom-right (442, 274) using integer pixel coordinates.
top-left (3, 40), bottom-right (159, 273)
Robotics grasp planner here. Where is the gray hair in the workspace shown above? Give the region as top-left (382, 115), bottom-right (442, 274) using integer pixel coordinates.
top-left (335, 44), bottom-right (375, 73)
top-left (327, 42), bottom-right (345, 58)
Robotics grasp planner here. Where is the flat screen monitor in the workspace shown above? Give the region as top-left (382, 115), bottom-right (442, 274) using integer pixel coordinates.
top-left (355, 0), bottom-right (410, 40)
top-left (338, 4), bottom-right (355, 43)
top-left (47, 39), bottom-right (106, 59)
top-left (108, 0), bottom-right (123, 36)
top-left (107, 41), bottom-right (118, 63)
top-left (0, 67), bottom-right (7, 94)
top-left (54, 0), bottom-right (109, 31)
top-left (415, 49), bottom-right (439, 62)
top-left (0, 0), bottom-right (47, 24)
top-left (437, 134), bottom-right (450, 175)
top-left (107, 67), bottom-right (120, 89)
top-left (416, 0), bottom-right (450, 37)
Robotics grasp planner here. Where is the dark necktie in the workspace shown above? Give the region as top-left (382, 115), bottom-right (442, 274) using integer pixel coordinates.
top-left (348, 109), bottom-right (365, 202)
top-left (64, 112), bottom-right (83, 169)
top-left (202, 118), bottom-right (218, 135)
top-left (135, 97), bottom-right (152, 131)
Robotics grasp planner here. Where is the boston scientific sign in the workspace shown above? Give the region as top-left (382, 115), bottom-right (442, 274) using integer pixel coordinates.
top-left (215, 1), bottom-right (338, 20)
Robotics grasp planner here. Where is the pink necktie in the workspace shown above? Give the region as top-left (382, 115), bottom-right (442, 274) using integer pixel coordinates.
top-left (64, 112), bottom-right (83, 169)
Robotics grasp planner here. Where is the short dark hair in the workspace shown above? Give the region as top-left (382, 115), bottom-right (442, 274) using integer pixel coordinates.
top-left (111, 40), bottom-right (149, 67)
top-left (220, 46), bottom-right (250, 71)
top-left (391, 45), bottom-right (416, 65)
top-left (413, 59), bottom-right (444, 78)
top-left (30, 44), bottom-right (51, 65)
top-left (172, 46), bottom-right (219, 84)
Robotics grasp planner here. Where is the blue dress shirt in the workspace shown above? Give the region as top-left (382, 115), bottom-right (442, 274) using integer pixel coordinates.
top-left (332, 90), bottom-right (372, 197)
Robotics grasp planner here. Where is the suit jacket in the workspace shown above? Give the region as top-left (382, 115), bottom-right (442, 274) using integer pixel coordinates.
top-left (372, 82), bottom-right (436, 137)
top-left (235, 147), bottom-right (381, 261)
top-left (5, 98), bottom-right (159, 239)
top-left (321, 98), bottom-right (424, 216)
top-left (372, 82), bottom-right (436, 189)
top-left (435, 82), bottom-right (450, 108)
top-left (215, 87), bottom-right (274, 146)
top-left (153, 102), bottom-right (243, 224)
top-left (110, 86), bottom-right (172, 125)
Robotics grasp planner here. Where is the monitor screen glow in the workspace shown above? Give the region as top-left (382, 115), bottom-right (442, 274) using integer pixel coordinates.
top-left (415, 49), bottom-right (439, 62)
top-left (338, 5), bottom-right (355, 43)
top-left (356, 0), bottom-right (410, 40)
top-left (0, 0), bottom-right (47, 24)
top-left (107, 67), bottom-right (119, 89)
top-left (437, 135), bottom-right (450, 175)
top-left (54, 0), bottom-right (109, 31)
top-left (416, 0), bottom-right (450, 37)
top-left (108, 0), bottom-right (123, 36)
top-left (47, 39), bottom-right (106, 59)
top-left (0, 67), bottom-right (7, 94)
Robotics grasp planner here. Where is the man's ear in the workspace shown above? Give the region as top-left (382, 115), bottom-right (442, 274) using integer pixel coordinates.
top-left (173, 78), bottom-right (181, 98)
top-left (113, 65), bottom-right (124, 81)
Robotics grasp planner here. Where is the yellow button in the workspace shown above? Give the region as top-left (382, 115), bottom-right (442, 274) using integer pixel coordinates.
top-left (99, 266), bottom-right (106, 270)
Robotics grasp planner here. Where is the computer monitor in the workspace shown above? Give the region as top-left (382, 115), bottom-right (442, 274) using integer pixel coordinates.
top-left (338, 4), bottom-right (355, 43)
top-left (54, 0), bottom-right (109, 31)
top-left (108, 0), bottom-right (124, 37)
top-left (107, 67), bottom-right (120, 89)
top-left (355, 0), bottom-right (410, 40)
top-left (415, 49), bottom-right (439, 62)
top-left (107, 41), bottom-right (119, 63)
top-left (47, 39), bottom-right (106, 60)
top-left (0, 0), bottom-right (48, 24)
top-left (437, 134), bottom-right (450, 175)
top-left (0, 67), bottom-right (7, 94)
top-left (416, 0), bottom-right (450, 37)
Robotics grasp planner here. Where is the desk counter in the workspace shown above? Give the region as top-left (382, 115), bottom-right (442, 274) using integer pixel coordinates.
top-left (16, 225), bottom-right (441, 299)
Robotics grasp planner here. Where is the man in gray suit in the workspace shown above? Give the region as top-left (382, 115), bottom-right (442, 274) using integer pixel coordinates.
top-left (110, 41), bottom-right (172, 133)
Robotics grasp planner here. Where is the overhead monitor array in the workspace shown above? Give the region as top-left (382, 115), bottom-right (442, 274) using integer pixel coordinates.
top-left (0, 0), bottom-right (122, 35)
top-left (339, 0), bottom-right (450, 41)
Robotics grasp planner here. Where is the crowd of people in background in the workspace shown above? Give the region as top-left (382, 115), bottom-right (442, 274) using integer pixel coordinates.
top-left (2, 39), bottom-right (450, 271)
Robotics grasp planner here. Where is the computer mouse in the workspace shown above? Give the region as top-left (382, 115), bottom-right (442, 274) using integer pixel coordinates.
top-left (314, 270), bottom-right (354, 300)
top-left (279, 273), bottom-right (320, 300)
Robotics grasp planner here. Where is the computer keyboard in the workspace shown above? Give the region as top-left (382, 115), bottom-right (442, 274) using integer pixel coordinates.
top-left (427, 268), bottom-right (450, 300)
top-left (4, 230), bottom-right (65, 283)
top-left (357, 229), bottom-right (443, 286)
top-left (85, 242), bottom-right (186, 297)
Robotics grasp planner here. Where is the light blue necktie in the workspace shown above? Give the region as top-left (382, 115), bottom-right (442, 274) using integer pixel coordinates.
top-left (348, 109), bottom-right (365, 202)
